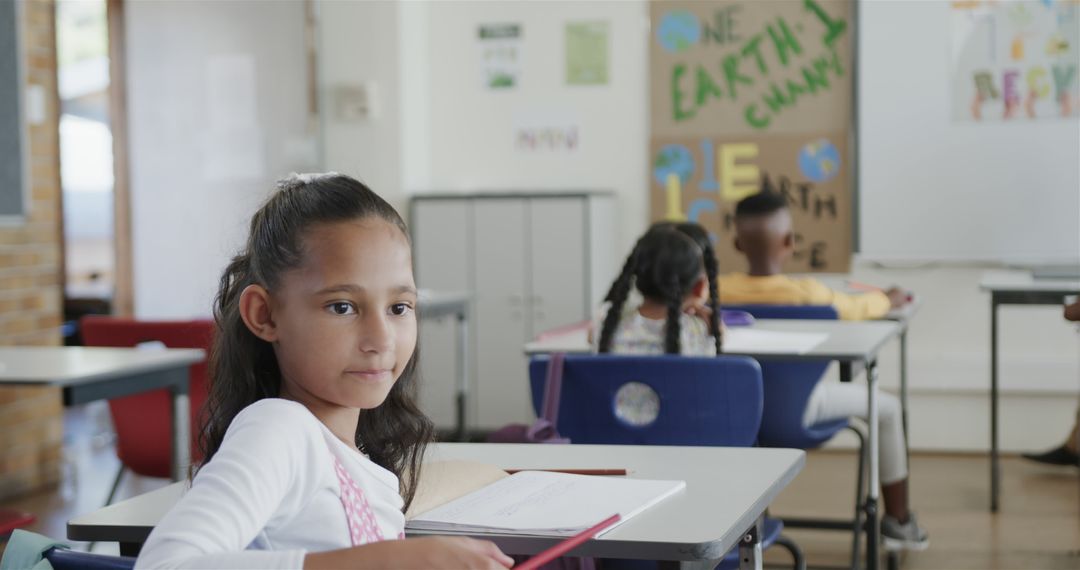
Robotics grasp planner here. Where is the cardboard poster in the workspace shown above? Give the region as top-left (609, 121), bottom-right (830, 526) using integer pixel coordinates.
top-left (951, 0), bottom-right (1080, 121)
top-left (649, 0), bottom-right (854, 272)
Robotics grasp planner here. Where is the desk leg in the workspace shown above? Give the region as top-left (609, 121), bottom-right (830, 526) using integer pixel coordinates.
top-left (119, 542), bottom-right (143, 557)
top-left (738, 516), bottom-right (763, 570)
top-left (455, 311), bottom-right (469, 442)
top-left (169, 378), bottom-right (190, 481)
top-left (865, 360), bottom-right (880, 570)
top-left (990, 296), bottom-right (1000, 513)
top-left (899, 329), bottom-right (909, 453)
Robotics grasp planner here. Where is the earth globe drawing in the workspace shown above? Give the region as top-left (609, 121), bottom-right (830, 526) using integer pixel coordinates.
top-left (653, 144), bottom-right (694, 186)
top-left (798, 139), bottom-right (841, 183)
top-left (657, 11), bottom-right (700, 53)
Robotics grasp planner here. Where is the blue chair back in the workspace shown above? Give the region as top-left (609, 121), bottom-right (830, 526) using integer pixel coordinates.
top-left (721, 304), bottom-right (845, 449)
top-left (528, 354), bottom-right (763, 447)
top-left (44, 548), bottom-right (135, 570)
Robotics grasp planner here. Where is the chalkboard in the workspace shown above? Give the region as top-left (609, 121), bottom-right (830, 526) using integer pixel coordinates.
top-left (0, 0), bottom-right (26, 221)
top-left (649, 0), bottom-right (855, 273)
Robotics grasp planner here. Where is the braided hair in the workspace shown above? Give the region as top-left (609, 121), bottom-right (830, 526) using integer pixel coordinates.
top-left (673, 222), bottom-right (723, 354)
top-left (597, 226), bottom-right (710, 354)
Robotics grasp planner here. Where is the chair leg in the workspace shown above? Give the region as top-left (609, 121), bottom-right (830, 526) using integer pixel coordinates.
top-left (105, 466), bottom-right (125, 506)
top-left (773, 534), bottom-right (806, 570)
top-left (846, 424), bottom-right (868, 570)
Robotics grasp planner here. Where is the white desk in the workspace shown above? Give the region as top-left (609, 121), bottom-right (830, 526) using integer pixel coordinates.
top-left (67, 443), bottom-right (804, 569)
top-left (0, 346), bottom-right (205, 481)
top-left (524, 319), bottom-right (901, 570)
top-left (978, 270), bottom-right (1080, 512)
top-left (419, 290), bottom-right (471, 441)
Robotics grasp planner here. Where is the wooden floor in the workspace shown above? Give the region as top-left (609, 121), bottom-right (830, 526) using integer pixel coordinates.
top-left (2, 404), bottom-right (1078, 569)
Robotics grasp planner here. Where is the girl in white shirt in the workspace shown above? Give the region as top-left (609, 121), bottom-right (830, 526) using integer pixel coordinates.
top-left (594, 223), bottom-right (722, 355)
top-left (136, 174), bottom-right (513, 569)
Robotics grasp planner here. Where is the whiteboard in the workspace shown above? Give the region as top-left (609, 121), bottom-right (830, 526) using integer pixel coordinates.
top-left (858, 0), bottom-right (1080, 264)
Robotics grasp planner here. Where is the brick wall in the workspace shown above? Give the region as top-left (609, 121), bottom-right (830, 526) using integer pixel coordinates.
top-left (0, 0), bottom-right (64, 501)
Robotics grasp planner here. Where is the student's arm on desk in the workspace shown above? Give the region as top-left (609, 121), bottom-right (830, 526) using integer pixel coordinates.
top-left (801, 278), bottom-right (892, 321)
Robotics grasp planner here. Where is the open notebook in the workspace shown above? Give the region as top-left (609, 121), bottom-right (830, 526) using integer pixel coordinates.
top-left (405, 461), bottom-right (685, 537)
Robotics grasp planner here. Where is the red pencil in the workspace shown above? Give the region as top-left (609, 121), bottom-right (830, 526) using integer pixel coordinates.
top-left (504, 469), bottom-right (628, 476)
top-left (514, 514), bottom-right (622, 570)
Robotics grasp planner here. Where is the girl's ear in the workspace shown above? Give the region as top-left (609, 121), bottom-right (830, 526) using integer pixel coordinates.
top-left (691, 274), bottom-right (708, 301)
top-left (239, 284), bottom-right (278, 342)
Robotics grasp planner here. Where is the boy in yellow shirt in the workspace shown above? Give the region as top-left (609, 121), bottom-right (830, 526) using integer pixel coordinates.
top-left (718, 188), bottom-right (909, 320)
top-left (719, 183), bottom-right (928, 550)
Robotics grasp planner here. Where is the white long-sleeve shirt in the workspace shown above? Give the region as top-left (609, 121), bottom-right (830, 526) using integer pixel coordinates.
top-left (135, 398), bottom-right (405, 569)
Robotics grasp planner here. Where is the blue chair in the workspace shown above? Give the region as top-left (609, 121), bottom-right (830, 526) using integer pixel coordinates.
top-left (45, 548), bottom-right (135, 570)
top-left (722, 304), bottom-right (868, 570)
top-left (528, 354), bottom-right (804, 570)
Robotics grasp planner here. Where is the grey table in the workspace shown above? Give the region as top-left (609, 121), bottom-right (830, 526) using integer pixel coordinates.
top-left (978, 270), bottom-right (1080, 512)
top-left (525, 319), bottom-right (902, 570)
top-left (68, 443), bottom-right (804, 569)
top-left (0, 346), bottom-right (205, 481)
top-left (419, 290), bottom-right (471, 441)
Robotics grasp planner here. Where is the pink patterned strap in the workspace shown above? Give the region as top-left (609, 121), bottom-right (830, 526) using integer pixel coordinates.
top-left (332, 454), bottom-right (387, 546)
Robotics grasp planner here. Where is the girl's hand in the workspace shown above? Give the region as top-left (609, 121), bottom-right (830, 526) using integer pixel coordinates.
top-left (305, 536), bottom-right (514, 569)
top-left (682, 299), bottom-right (713, 323)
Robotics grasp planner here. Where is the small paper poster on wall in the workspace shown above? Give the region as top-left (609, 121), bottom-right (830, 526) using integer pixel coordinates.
top-left (513, 110), bottom-right (581, 153)
top-left (478, 23), bottom-right (522, 90)
top-left (951, 0), bottom-right (1080, 121)
top-left (566, 21), bottom-right (609, 85)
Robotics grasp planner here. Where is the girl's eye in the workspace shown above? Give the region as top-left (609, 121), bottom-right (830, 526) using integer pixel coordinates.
top-left (390, 303), bottom-right (413, 316)
top-left (327, 302), bottom-right (356, 316)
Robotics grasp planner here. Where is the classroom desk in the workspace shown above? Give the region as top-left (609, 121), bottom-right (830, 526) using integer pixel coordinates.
top-left (419, 290), bottom-right (471, 441)
top-left (67, 443), bottom-right (805, 570)
top-left (0, 346), bottom-right (205, 481)
top-left (978, 270), bottom-right (1080, 513)
top-left (524, 319), bottom-right (902, 570)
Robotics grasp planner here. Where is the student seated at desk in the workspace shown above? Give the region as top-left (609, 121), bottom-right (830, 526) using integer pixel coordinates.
top-left (135, 174), bottom-right (512, 570)
top-left (717, 181), bottom-right (910, 320)
top-left (593, 224), bottom-right (722, 355)
top-left (699, 190), bottom-right (930, 550)
top-left (1022, 298), bottom-right (1080, 467)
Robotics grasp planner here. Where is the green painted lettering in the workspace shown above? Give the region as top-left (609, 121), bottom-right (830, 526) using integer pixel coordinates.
top-left (741, 34), bottom-right (768, 74)
top-left (767, 17), bottom-right (803, 67)
top-left (804, 0), bottom-right (847, 47)
top-left (744, 104), bottom-right (771, 130)
top-left (723, 54), bottom-right (754, 100)
top-left (695, 64), bottom-right (724, 107)
top-left (762, 83), bottom-right (790, 113)
top-left (974, 71), bottom-right (999, 100)
top-left (672, 63), bottom-right (696, 121)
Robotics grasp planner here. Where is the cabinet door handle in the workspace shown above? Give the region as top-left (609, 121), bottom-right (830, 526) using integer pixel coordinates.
top-left (511, 310), bottom-right (523, 321)
top-left (534, 310), bottom-right (545, 321)
top-left (508, 295), bottom-right (523, 306)
top-left (531, 295), bottom-right (543, 306)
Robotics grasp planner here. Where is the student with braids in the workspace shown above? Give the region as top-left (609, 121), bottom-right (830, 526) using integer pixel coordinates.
top-left (593, 224), bottom-right (721, 356)
top-left (136, 173), bottom-right (512, 569)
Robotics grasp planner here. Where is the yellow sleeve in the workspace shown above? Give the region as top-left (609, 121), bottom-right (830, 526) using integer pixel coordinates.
top-left (800, 279), bottom-right (891, 321)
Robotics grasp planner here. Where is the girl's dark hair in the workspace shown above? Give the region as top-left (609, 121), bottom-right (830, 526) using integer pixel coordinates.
top-left (199, 173), bottom-right (434, 511)
top-left (672, 222), bottom-right (723, 354)
top-left (598, 225), bottom-right (716, 354)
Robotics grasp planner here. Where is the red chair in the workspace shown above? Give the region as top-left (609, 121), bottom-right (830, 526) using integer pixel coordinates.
top-left (0, 509), bottom-right (35, 538)
top-left (79, 317), bottom-right (213, 504)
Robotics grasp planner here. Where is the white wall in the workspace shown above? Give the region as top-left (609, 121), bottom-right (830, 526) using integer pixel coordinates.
top-left (417, 1), bottom-right (648, 254)
top-left (318, 0), bottom-right (407, 213)
top-left (127, 0), bottom-right (316, 318)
